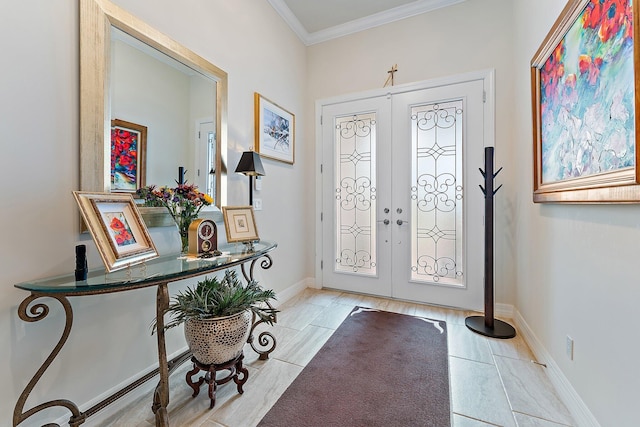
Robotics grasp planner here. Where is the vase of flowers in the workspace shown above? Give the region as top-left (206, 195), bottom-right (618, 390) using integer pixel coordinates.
top-left (137, 184), bottom-right (213, 254)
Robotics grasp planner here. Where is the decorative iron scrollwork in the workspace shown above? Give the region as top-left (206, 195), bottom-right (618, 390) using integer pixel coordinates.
top-left (14, 294), bottom-right (85, 427)
top-left (240, 254), bottom-right (277, 360)
top-left (411, 101), bottom-right (464, 283)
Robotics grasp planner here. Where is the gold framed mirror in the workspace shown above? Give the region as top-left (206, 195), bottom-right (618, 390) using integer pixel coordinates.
top-left (80, 0), bottom-right (227, 227)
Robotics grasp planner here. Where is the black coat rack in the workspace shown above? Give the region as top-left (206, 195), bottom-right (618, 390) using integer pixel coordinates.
top-left (465, 147), bottom-right (516, 339)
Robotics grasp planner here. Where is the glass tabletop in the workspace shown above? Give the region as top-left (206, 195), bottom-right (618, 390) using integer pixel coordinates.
top-left (14, 241), bottom-right (277, 295)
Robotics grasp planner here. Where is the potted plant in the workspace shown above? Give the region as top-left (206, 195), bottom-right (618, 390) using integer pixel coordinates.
top-left (157, 270), bottom-right (278, 365)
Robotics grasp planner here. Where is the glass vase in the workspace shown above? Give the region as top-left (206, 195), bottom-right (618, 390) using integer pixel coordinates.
top-left (176, 218), bottom-right (192, 255)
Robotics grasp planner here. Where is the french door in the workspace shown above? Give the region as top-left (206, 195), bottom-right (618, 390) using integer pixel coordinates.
top-left (319, 74), bottom-right (490, 310)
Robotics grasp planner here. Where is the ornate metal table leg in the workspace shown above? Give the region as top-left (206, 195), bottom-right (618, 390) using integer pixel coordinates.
top-left (152, 283), bottom-right (170, 427)
top-left (241, 255), bottom-right (277, 360)
top-left (13, 294), bottom-right (85, 426)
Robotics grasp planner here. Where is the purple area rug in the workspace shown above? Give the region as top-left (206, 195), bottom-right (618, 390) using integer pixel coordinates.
top-left (257, 306), bottom-right (450, 427)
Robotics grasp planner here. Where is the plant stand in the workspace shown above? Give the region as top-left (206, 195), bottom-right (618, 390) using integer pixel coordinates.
top-left (185, 352), bottom-right (249, 409)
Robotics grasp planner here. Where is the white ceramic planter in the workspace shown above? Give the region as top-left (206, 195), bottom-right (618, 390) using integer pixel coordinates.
top-left (184, 310), bottom-right (252, 365)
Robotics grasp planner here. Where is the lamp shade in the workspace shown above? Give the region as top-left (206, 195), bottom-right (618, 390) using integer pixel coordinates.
top-left (235, 151), bottom-right (265, 176)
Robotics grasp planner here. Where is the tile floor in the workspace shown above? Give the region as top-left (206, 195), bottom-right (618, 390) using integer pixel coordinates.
top-left (93, 288), bottom-right (575, 427)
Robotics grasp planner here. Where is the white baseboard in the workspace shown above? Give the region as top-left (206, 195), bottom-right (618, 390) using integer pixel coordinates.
top-left (275, 277), bottom-right (315, 304)
top-left (495, 302), bottom-right (514, 319)
top-left (514, 310), bottom-right (601, 427)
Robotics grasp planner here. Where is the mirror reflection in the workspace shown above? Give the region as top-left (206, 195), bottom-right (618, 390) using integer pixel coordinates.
top-left (80, 0), bottom-right (228, 225)
top-left (110, 28), bottom-right (217, 197)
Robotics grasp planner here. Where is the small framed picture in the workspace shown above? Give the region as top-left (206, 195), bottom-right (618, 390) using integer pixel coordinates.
top-left (254, 92), bottom-right (295, 164)
top-left (222, 206), bottom-right (260, 243)
top-left (73, 191), bottom-right (158, 272)
top-left (111, 119), bottom-right (147, 192)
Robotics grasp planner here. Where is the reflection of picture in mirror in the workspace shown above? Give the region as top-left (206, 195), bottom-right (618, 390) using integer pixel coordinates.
top-left (106, 212), bottom-right (137, 247)
top-left (111, 119), bottom-right (147, 192)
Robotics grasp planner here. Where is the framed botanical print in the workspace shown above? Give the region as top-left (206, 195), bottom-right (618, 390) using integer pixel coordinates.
top-left (73, 191), bottom-right (158, 272)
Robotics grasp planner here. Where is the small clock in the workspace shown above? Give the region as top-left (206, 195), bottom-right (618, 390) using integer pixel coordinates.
top-left (188, 219), bottom-right (218, 257)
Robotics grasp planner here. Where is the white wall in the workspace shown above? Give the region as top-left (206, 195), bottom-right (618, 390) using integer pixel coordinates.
top-left (307, 0), bottom-right (517, 305)
top-left (513, 1), bottom-right (639, 426)
top-left (0, 0), bottom-right (307, 425)
top-left (112, 39), bottom-right (192, 185)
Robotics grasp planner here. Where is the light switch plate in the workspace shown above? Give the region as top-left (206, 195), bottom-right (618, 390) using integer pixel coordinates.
top-left (254, 198), bottom-right (263, 211)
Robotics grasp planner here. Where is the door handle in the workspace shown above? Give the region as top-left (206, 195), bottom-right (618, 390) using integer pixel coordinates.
top-left (396, 219), bottom-right (409, 226)
top-left (377, 219), bottom-right (390, 225)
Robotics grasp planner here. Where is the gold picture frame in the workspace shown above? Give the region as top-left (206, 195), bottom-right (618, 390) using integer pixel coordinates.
top-left (111, 119), bottom-right (147, 193)
top-left (222, 206), bottom-right (260, 243)
top-left (531, 0), bottom-right (640, 203)
top-left (254, 92), bottom-right (295, 164)
top-left (73, 191), bottom-right (158, 272)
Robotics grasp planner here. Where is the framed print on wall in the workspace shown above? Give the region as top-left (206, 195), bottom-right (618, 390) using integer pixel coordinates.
top-left (254, 92), bottom-right (295, 164)
top-left (73, 191), bottom-right (158, 272)
top-left (111, 119), bottom-right (147, 192)
top-left (222, 206), bottom-right (260, 243)
top-left (531, 0), bottom-right (640, 203)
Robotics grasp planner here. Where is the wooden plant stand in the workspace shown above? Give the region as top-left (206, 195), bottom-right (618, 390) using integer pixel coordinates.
top-left (185, 353), bottom-right (249, 409)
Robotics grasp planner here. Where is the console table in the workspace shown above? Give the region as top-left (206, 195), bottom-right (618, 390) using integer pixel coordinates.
top-left (13, 240), bottom-right (277, 427)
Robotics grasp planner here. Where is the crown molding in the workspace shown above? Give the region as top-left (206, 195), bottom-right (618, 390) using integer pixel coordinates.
top-left (268, 0), bottom-right (467, 46)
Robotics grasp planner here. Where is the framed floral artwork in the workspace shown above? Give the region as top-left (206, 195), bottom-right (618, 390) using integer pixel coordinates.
top-left (254, 92), bottom-right (295, 164)
top-left (222, 206), bottom-right (260, 243)
top-left (73, 191), bottom-right (158, 272)
top-left (111, 119), bottom-right (147, 192)
top-left (531, 0), bottom-right (640, 203)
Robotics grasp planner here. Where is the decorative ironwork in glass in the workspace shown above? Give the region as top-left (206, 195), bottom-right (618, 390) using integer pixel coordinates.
top-left (334, 113), bottom-right (377, 275)
top-left (410, 101), bottom-right (464, 285)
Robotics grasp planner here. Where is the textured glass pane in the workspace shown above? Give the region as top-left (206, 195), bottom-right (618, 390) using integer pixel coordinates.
top-left (334, 113), bottom-right (377, 275)
top-left (410, 101), bottom-right (464, 285)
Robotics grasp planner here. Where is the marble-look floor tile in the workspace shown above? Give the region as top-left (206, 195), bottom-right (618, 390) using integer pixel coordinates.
top-left (208, 359), bottom-right (303, 427)
top-left (450, 356), bottom-right (517, 427)
top-left (273, 302), bottom-right (325, 331)
top-left (494, 356), bottom-right (574, 426)
top-left (332, 291), bottom-right (369, 307)
top-left (277, 287), bottom-right (340, 308)
top-left (443, 308), bottom-right (473, 326)
top-left (298, 287), bottom-right (342, 307)
top-left (448, 323), bottom-right (494, 364)
top-left (454, 413), bottom-right (502, 426)
top-left (380, 299), bottom-right (417, 315)
top-left (309, 301), bottom-right (354, 329)
top-left (414, 303), bottom-right (449, 322)
top-left (514, 412), bottom-right (573, 427)
top-left (274, 324), bottom-right (334, 366)
top-left (487, 332), bottom-right (535, 362)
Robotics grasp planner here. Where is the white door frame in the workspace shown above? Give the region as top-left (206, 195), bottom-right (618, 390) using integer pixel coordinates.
top-left (314, 69), bottom-right (496, 301)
